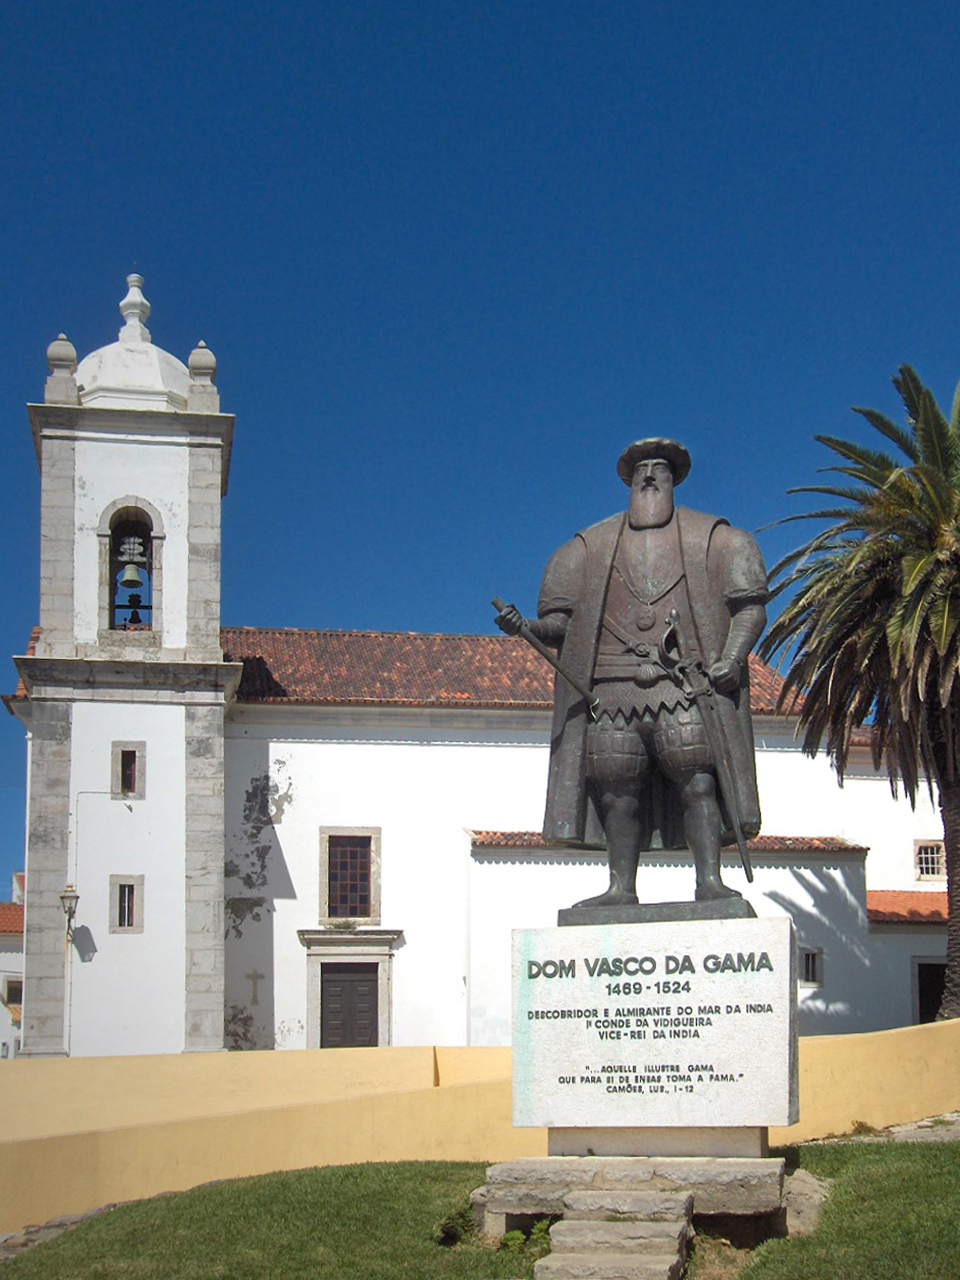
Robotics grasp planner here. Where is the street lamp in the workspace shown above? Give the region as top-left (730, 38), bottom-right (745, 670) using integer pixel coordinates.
top-left (59, 884), bottom-right (79, 938)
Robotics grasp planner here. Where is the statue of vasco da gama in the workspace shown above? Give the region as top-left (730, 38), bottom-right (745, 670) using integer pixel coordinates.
top-left (496, 438), bottom-right (768, 907)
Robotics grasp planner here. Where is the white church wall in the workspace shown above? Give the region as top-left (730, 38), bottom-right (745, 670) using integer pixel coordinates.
top-left (73, 437), bottom-right (190, 649)
top-left (831, 768), bottom-right (941, 891)
top-left (222, 705), bottom-right (936, 1051)
top-left (753, 724), bottom-right (943, 893)
top-left (66, 701), bottom-right (186, 1056)
top-left (224, 708), bottom-right (550, 1050)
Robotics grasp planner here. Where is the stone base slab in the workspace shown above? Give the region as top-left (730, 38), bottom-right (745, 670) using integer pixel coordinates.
top-left (558, 898), bottom-right (757, 927)
top-left (548, 1125), bottom-right (767, 1158)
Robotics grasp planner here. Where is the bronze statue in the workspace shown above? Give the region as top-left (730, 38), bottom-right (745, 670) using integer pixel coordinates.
top-left (496, 438), bottom-right (767, 910)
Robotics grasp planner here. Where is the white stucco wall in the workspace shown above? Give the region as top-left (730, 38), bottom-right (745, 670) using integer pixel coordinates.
top-left (224, 709), bottom-right (550, 1051)
top-left (0, 937), bottom-right (22, 1060)
top-left (754, 723), bottom-right (943, 891)
top-left (67, 701), bottom-right (186, 1056)
top-left (73, 437), bottom-right (190, 648)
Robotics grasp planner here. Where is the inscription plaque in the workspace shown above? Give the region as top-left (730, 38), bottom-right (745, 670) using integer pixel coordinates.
top-left (512, 917), bottom-right (798, 1129)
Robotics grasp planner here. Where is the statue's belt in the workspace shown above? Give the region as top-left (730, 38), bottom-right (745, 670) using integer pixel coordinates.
top-left (596, 615), bottom-right (683, 688)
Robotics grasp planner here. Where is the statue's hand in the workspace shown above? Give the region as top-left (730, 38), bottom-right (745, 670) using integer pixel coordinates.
top-left (495, 603), bottom-right (527, 636)
top-left (709, 658), bottom-right (742, 693)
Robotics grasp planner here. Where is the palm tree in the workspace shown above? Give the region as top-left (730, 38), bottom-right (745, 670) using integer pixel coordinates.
top-left (759, 365), bottom-right (960, 1019)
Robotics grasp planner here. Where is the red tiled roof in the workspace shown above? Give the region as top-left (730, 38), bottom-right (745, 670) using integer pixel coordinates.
top-left (472, 832), bottom-right (866, 853)
top-left (5, 1005), bottom-right (20, 1026)
top-left (867, 890), bottom-right (948, 924)
top-left (0, 902), bottom-right (24, 934)
top-left (8, 624), bottom-right (789, 714)
top-left (221, 627), bottom-right (788, 713)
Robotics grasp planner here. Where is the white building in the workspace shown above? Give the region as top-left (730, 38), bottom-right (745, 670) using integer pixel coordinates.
top-left (0, 873), bottom-right (24, 1059)
top-left (7, 279), bottom-right (949, 1058)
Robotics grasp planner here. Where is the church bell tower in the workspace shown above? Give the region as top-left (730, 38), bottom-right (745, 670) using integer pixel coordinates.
top-left (14, 276), bottom-right (241, 1056)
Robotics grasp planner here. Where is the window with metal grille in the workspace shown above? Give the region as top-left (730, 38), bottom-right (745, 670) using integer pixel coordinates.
top-left (916, 841), bottom-right (946, 879)
top-left (328, 836), bottom-right (372, 917)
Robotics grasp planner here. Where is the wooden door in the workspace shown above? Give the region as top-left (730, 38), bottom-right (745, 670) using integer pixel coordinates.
top-left (321, 963), bottom-right (379, 1047)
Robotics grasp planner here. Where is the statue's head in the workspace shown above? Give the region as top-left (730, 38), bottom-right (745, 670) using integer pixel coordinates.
top-left (618, 438), bottom-right (690, 529)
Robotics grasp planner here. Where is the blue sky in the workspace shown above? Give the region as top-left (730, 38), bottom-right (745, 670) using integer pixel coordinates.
top-left (2, 0), bottom-right (960, 888)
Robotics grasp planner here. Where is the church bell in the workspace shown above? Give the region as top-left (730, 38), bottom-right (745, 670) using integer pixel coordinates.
top-left (119, 563), bottom-right (143, 589)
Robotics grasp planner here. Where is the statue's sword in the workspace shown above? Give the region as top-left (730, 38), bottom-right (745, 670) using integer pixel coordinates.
top-left (492, 597), bottom-right (600, 720)
top-left (660, 609), bottom-right (754, 883)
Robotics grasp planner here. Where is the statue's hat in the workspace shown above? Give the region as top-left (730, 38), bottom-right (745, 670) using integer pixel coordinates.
top-left (617, 437), bottom-right (691, 487)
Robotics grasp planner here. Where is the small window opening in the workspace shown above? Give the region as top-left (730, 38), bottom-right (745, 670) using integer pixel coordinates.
top-left (110, 516), bottom-right (153, 630)
top-left (118, 883), bottom-right (136, 930)
top-left (799, 947), bottom-right (823, 987)
top-left (120, 750), bottom-right (137, 796)
top-left (4, 979), bottom-right (22, 1005)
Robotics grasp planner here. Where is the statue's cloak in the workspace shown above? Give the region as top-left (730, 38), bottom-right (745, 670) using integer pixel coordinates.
top-left (538, 506), bottom-right (766, 851)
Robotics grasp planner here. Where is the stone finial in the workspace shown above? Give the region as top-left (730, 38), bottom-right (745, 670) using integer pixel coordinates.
top-left (45, 333), bottom-right (80, 405)
top-left (118, 273), bottom-right (152, 345)
top-left (187, 339), bottom-right (220, 412)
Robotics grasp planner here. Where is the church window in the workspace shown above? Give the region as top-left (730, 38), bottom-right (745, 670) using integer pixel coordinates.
top-left (329, 836), bottom-right (371, 917)
top-left (109, 875), bottom-right (144, 933)
top-left (318, 828), bottom-right (381, 924)
top-left (110, 514), bottom-right (153, 629)
top-left (111, 742), bottom-right (146, 800)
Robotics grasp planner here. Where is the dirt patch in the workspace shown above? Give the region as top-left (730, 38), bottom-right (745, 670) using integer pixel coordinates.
top-left (686, 1233), bottom-right (753, 1280)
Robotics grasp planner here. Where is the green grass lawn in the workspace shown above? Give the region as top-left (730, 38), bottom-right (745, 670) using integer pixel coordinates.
top-left (738, 1143), bottom-right (960, 1280)
top-left (5, 1144), bottom-right (960, 1280)
top-left (0, 1163), bottom-right (532, 1280)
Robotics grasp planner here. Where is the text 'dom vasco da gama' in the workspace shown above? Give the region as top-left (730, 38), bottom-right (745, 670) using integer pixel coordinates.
top-left (512, 918), bottom-right (798, 1129)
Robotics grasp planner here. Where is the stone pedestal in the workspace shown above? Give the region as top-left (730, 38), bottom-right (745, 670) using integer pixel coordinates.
top-left (512, 916), bottom-right (798, 1140)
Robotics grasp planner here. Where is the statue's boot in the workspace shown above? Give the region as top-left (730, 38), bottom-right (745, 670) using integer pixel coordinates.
top-left (685, 784), bottom-right (742, 901)
top-left (693, 848), bottom-right (741, 901)
top-left (573, 847), bottom-right (639, 908)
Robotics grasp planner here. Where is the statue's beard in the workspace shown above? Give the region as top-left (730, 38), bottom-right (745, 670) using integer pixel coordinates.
top-left (628, 484), bottom-right (674, 528)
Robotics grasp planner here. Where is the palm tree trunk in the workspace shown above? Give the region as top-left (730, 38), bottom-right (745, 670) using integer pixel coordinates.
top-left (937, 778), bottom-right (960, 1019)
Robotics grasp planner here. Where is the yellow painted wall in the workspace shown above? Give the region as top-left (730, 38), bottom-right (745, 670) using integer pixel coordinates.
top-left (769, 1018), bottom-right (960, 1145)
top-left (1, 1022), bottom-right (958, 1234)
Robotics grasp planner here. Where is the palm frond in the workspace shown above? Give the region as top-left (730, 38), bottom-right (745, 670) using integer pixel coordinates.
top-left (766, 365), bottom-right (960, 810)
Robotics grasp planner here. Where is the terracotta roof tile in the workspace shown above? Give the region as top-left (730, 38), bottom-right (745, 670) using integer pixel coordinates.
top-left (472, 832), bottom-right (866, 852)
top-left (221, 627), bottom-right (788, 713)
top-left (867, 890), bottom-right (948, 924)
top-left (0, 902), bottom-right (23, 934)
top-left (4, 1005), bottom-right (20, 1026)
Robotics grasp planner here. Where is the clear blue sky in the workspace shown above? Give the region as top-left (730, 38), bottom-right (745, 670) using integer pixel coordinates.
top-left (2, 0), bottom-right (960, 888)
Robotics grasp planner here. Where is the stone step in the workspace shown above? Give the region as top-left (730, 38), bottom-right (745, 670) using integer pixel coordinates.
top-left (562, 1189), bottom-right (693, 1221)
top-left (486, 1156), bottom-right (783, 1216)
top-left (485, 1185), bottom-right (569, 1218)
top-left (534, 1249), bottom-right (684, 1280)
top-left (549, 1219), bottom-right (690, 1254)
